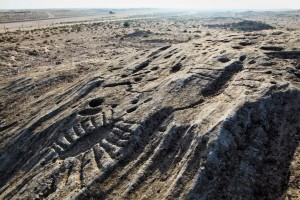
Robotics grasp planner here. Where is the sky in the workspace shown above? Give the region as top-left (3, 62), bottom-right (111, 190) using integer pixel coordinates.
top-left (1, 0), bottom-right (300, 10)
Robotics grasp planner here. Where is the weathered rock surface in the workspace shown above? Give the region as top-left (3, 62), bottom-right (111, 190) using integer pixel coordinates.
top-left (0, 23), bottom-right (300, 200)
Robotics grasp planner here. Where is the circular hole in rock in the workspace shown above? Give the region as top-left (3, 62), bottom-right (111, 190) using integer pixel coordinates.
top-left (151, 66), bottom-right (159, 71)
top-left (89, 98), bottom-right (104, 108)
top-left (217, 56), bottom-right (230, 63)
top-left (170, 63), bottom-right (182, 73)
top-left (126, 106), bottom-right (138, 113)
top-left (111, 104), bottom-right (118, 108)
top-left (248, 60), bottom-right (256, 64)
top-left (265, 70), bottom-right (272, 74)
top-left (131, 99), bottom-right (139, 104)
top-left (239, 55), bottom-right (247, 62)
top-left (134, 77), bottom-right (142, 82)
top-left (158, 125), bottom-right (167, 132)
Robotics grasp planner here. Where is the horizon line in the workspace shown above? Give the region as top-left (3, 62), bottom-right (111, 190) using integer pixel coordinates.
top-left (0, 7), bottom-right (299, 11)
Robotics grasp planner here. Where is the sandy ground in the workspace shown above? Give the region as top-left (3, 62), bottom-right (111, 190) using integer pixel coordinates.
top-left (0, 9), bottom-right (188, 33)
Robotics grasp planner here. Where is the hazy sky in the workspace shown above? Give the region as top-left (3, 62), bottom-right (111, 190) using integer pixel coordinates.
top-left (1, 0), bottom-right (300, 10)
